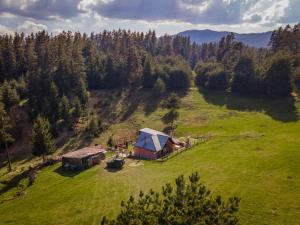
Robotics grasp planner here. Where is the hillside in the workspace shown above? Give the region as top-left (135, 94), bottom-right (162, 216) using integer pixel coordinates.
top-left (0, 88), bottom-right (299, 225)
top-left (177, 29), bottom-right (272, 48)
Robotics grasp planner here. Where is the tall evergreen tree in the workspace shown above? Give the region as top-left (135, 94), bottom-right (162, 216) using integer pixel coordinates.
top-left (59, 95), bottom-right (71, 122)
top-left (1, 80), bottom-right (20, 110)
top-left (142, 57), bottom-right (156, 88)
top-left (31, 116), bottom-right (54, 161)
top-left (0, 104), bottom-right (14, 172)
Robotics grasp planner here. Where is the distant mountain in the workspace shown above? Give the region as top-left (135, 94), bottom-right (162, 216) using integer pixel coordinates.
top-left (177, 29), bottom-right (272, 48)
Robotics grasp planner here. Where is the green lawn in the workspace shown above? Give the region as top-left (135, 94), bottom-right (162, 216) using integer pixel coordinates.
top-left (0, 88), bottom-right (300, 225)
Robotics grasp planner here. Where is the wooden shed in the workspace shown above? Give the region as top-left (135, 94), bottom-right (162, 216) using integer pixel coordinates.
top-left (62, 146), bottom-right (106, 170)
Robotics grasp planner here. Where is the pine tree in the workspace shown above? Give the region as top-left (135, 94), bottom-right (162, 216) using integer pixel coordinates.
top-left (87, 115), bottom-right (102, 138)
top-left (0, 104), bottom-right (14, 172)
top-left (162, 94), bottom-right (181, 135)
top-left (101, 173), bottom-right (240, 225)
top-left (1, 80), bottom-right (20, 110)
top-left (73, 97), bottom-right (83, 118)
top-left (153, 78), bottom-right (166, 96)
top-left (59, 95), bottom-right (71, 122)
top-left (31, 116), bottom-right (54, 161)
top-left (142, 57), bottom-right (156, 88)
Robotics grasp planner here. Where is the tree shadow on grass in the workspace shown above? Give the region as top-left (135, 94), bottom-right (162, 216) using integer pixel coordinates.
top-left (144, 89), bottom-right (189, 116)
top-left (104, 166), bottom-right (123, 173)
top-left (199, 88), bottom-right (299, 122)
top-left (0, 170), bottom-right (28, 196)
top-left (53, 166), bottom-right (81, 177)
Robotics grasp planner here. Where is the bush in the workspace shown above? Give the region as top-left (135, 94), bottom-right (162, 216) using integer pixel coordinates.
top-left (264, 52), bottom-right (293, 97)
top-left (87, 115), bottom-right (103, 138)
top-left (205, 68), bottom-right (229, 90)
top-left (167, 67), bottom-right (191, 90)
top-left (194, 61), bottom-right (223, 88)
top-left (153, 78), bottom-right (166, 96)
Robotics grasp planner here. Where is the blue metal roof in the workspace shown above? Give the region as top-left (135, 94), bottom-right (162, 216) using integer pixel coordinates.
top-left (134, 128), bottom-right (170, 152)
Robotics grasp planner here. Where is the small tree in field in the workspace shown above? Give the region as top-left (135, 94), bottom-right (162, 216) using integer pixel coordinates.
top-left (0, 104), bottom-right (14, 172)
top-left (101, 172), bottom-right (240, 225)
top-left (87, 115), bottom-right (102, 138)
top-left (32, 116), bottom-right (54, 161)
top-left (153, 78), bottom-right (166, 96)
top-left (162, 93), bottom-right (180, 135)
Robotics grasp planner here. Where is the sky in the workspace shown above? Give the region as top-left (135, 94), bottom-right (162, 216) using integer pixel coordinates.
top-left (0, 0), bottom-right (299, 35)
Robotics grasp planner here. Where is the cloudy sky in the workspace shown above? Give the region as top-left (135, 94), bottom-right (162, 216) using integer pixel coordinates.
top-left (0, 0), bottom-right (299, 35)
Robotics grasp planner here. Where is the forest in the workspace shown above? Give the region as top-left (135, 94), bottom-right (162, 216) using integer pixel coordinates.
top-left (0, 23), bottom-right (300, 169)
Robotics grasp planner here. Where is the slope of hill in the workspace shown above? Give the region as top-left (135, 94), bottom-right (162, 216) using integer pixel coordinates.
top-left (177, 29), bottom-right (272, 48)
top-left (0, 88), bottom-right (299, 225)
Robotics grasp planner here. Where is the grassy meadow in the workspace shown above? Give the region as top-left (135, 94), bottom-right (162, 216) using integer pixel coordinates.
top-left (0, 88), bottom-right (300, 225)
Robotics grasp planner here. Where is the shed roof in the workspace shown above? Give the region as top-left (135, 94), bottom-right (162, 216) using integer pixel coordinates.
top-left (62, 146), bottom-right (105, 159)
top-left (134, 128), bottom-right (170, 152)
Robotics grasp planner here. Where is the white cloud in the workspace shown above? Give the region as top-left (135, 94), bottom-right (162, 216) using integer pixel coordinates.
top-left (0, 24), bottom-right (13, 34)
top-left (17, 20), bottom-right (47, 34)
top-left (0, 0), bottom-right (299, 35)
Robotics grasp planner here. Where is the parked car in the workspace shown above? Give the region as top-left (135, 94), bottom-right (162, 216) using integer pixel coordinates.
top-left (106, 157), bottom-right (125, 169)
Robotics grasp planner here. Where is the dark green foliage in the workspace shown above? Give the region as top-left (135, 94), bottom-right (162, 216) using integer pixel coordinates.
top-left (153, 78), bottom-right (166, 96)
top-left (195, 61), bottom-right (228, 90)
top-left (73, 97), bottom-right (83, 118)
top-left (87, 115), bottom-right (102, 138)
top-left (31, 116), bottom-right (54, 161)
top-left (142, 57), bottom-right (156, 88)
top-left (264, 52), bottom-right (293, 97)
top-left (59, 95), bottom-right (71, 122)
top-left (0, 28), bottom-right (298, 142)
top-left (107, 136), bottom-right (113, 147)
top-left (1, 80), bottom-right (20, 110)
top-left (162, 108), bottom-right (179, 128)
top-left (167, 67), bottom-right (191, 90)
top-left (205, 68), bottom-right (229, 91)
top-left (231, 56), bottom-right (261, 95)
top-left (294, 67), bottom-right (300, 89)
top-left (194, 61), bottom-right (221, 87)
top-left (163, 93), bottom-right (180, 109)
top-left (101, 172), bottom-right (240, 225)
top-left (162, 94), bottom-right (181, 133)
top-left (0, 103), bottom-right (14, 171)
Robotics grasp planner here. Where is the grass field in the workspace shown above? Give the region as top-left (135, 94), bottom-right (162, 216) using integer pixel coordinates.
top-left (0, 88), bottom-right (300, 225)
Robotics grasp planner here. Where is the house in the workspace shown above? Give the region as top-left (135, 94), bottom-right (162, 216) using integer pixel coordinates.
top-left (62, 146), bottom-right (106, 170)
top-left (133, 128), bottom-right (181, 159)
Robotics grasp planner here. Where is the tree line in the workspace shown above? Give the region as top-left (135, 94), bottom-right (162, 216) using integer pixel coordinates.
top-left (195, 24), bottom-right (300, 97)
top-left (0, 24), bottom-right (300, 171)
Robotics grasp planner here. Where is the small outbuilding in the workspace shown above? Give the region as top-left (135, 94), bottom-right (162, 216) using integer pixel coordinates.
top-left (62, 146), bottom-right (106, 170)
top-left (133, 128), bottom-right (181, 159)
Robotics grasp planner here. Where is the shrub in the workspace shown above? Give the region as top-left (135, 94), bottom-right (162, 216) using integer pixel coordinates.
top-left (153, 78), bottom-right (166, 96)
top-left (167, 66), bottom-right (191, 90)
top-left (231, 56), bottom-right (261, 95)
top-left (194, 61), bottom-right (223, 88)
top-left (264, 52), bottom-right (293, 97)
top-left (205, 68), bottom-right (229, 90)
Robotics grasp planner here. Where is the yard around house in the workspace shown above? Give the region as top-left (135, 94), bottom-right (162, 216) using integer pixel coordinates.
top-left (0, 88), bottom-right (300, 225)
